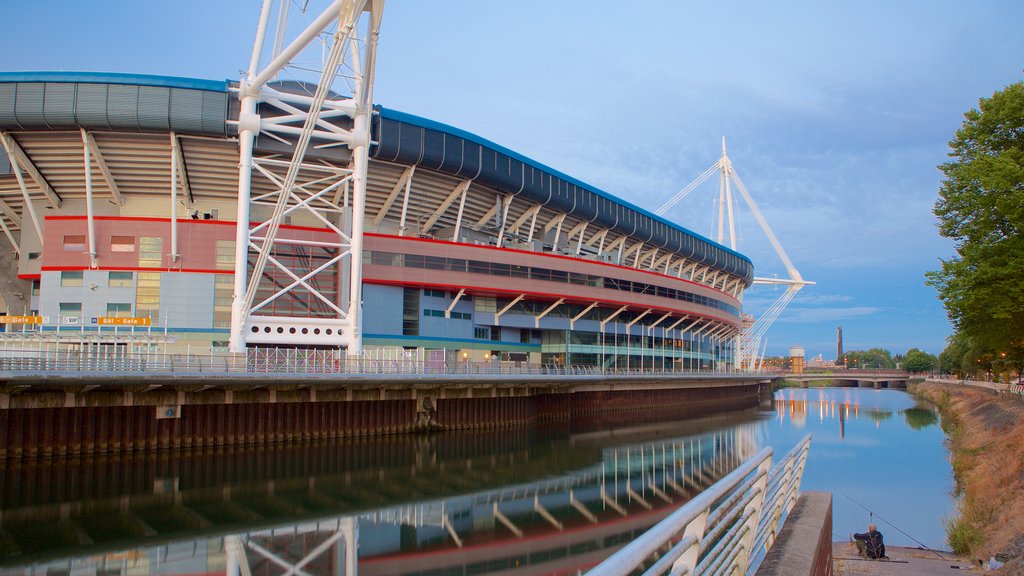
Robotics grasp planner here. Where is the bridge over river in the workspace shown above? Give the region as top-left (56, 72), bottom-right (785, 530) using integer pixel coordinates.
top-left (781, 371), bottom-right (911, 389)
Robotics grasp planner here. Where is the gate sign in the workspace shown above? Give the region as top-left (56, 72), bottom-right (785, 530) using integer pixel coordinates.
top-left (98, 317), bottom-right (152, 326)
top-left (0, 315), bottom-right (43, 324)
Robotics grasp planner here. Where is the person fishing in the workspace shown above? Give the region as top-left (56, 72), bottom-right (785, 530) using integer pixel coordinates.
top-left (853, 523), bottom-right (886, 559)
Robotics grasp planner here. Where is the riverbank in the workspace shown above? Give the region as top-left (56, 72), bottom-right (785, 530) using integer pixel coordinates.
top-left (912, 381), bottom-right (1024, 572)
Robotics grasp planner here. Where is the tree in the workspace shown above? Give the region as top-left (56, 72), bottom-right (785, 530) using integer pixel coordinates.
top-left (838, 348), bottom-right (895, 369)
top-left (938, 333), bottom-right (969, 376)
top-left (926, 82), bottom-right (1024, 377)
top-left (903, 348), bottom-right (938, 374)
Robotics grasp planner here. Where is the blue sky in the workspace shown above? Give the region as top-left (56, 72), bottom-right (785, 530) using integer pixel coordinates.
top-left (3, 1), bottom-right (1023, 360)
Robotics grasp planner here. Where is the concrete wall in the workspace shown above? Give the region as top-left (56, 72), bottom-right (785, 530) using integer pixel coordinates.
top-left (755, 491), bottom-right (833, 576)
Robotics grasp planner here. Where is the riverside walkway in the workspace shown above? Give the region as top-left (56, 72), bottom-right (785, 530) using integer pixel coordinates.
top-left (832, 543), bottom-right (974, 575)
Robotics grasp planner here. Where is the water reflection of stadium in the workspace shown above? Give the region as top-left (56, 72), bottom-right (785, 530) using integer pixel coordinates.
top-left (0, 410), bottom-right (767, 575)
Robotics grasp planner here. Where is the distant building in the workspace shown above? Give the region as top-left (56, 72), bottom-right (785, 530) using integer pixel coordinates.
top-left (789, 346), bottom-right (805, 375)
top-left (837, 326), bottom-right (844, 361)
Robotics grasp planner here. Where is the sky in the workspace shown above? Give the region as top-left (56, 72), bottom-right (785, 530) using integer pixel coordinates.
top-left (3, 1), bottom-right (1023, 360)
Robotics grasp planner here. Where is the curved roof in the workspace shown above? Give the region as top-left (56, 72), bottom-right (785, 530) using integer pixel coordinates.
top-left (0, 71), bottom-right (753, 285)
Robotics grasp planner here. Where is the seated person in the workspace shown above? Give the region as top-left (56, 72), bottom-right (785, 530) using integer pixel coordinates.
top-left (853, 523), bottom-right (886, 559)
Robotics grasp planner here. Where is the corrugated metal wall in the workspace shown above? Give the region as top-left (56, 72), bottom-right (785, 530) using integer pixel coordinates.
top-left (0, 81), bottom-right (228, 137)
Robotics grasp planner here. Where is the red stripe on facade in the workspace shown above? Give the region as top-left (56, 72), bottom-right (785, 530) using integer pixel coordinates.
top-left (44, 214), bottom-right (331, 233)
top-left (41, 266), bottom-right (233, 275)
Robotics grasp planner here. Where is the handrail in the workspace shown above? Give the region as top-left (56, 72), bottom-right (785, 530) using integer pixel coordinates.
top-left (0, 347), bottom-right (776, 378)
top-left (587, 434), bottom-right (812, 576)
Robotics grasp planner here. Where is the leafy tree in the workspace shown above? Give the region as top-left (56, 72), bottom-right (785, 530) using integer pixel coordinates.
top-left (839, 348), bottom-right (895, 369)
top-left (926, 82), bottom-right (1024, 378)
top-left (938, 333), bottom-right (969, 376)
top-left (903, 348), bottom-right (938, 374)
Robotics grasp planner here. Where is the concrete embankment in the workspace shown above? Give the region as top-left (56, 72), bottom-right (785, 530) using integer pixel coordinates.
top-left (913, 381), bottom-right (1024, 573)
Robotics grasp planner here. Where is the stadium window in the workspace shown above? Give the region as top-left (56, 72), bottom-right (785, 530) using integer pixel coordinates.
top-left (135, 272), bottom-right (161, 322)
top-left (474, 327), bottom-right (489, 340)
top-left (216, 240), bottom-right (235, 270)
top-left (60, 271), bottom-right (83, 287)
top-left (402, 288), bottom-right (419, 336)
top-left (105, 303), bottom-right (132, 317)
top-left (108, 271), bottom-right (133, 288)
top-left (110, 236), bottom-right (135, 252)
top-left (139, 237), bottom-right (163, 268)
top-left (63, 235), bottom-right (86, 252)
top-left (213, 275), bottom-right (232, 328)
top-left (58, 302), bottom-right (82, 319)
top-left (490, 327), bottom-right (501, 341)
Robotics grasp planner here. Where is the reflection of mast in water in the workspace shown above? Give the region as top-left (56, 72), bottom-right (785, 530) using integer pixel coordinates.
top-left (839, 401), bottom-right (845, 439)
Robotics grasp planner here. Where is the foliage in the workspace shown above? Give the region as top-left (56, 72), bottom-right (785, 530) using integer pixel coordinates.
top-left (837, 348), bottom-right (895, 369)
top-left (902, 347), bottom-right (938, 373)
top-left (938, 333), bottom-right (969, 376)
top-left (927, 81), bottom-right (1024, 378)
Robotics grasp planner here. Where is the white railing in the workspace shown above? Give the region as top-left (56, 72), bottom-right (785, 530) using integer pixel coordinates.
top-left (0, 347), bottom-right (777, 378)
top-left (587, 434), bottom-right (811, 576)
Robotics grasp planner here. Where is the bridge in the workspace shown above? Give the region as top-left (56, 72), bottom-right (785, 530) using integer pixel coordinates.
top-left (781, 371), bottom-right (911, 389)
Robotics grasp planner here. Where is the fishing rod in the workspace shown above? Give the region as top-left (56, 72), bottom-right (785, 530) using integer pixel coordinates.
top-left (835, 488), bottom-right (948, 560)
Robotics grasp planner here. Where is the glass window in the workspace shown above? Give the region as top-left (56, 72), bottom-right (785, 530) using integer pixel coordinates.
top-left (110, 236), bottom-right (135, 252)
top-left (105, 303), bottom-right (132, 317)
top-left (108, 271), bottom-right (133, 288)
top-left (216, 240), bottom-right (235, 270)
top-left (135, 272), bottom-right (161, 322)
top-left (31, 279), bottom-right (40, 297)
top-left (60, 271), bottom-right (83, 287)
top-left (402, 288), bottom-right (419, 336)
top-left (213, 275), bottom-right (233, 328)
top-left (58, 302), bottom-right (82, 319)
top-left (139, 237), bottom-right (163, 268)
top-left (474, 327), bottom-right (489, 340)
top-left (63, 235), bottom-right (85, 252)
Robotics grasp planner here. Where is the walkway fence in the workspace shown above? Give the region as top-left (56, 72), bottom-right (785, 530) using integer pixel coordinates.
top-left (0, 346), bottom-right (775, 378)
top-left (926, 377), bottom-right (1021, 395)
top-left (587, 434), bottom-right (811, 576)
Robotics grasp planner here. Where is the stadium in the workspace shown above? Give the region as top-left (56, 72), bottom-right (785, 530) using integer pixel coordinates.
top-left (0, 70), bottom-right (752, 370)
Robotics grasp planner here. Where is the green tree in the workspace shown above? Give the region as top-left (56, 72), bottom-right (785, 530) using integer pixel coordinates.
top-left (839, 348), bottom-right (895, 369)
top-left (938, 333), bottom-right (969, 376)
top-left (926, 82), bottom-right (1024, 378)
top-left (903, 348), bottom-right (938, 374)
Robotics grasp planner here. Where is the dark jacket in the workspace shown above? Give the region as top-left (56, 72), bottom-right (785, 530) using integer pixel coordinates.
top-left (853, 529), bottom-right (885, 559)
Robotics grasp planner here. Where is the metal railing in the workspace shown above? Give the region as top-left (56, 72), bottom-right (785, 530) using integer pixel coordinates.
top-left (587, 434), bottom-right (811, 576)
top-left (0, 347), bottom-right (775, 378)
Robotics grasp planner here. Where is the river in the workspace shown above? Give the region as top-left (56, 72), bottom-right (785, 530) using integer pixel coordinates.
top-left (0, 386), bottom-right (952, 575)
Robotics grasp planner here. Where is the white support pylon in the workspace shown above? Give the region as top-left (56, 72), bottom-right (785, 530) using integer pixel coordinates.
top-left (657, 138), bottom-right (814, 370)
top-left (229, 0), bottom-right (385, 355)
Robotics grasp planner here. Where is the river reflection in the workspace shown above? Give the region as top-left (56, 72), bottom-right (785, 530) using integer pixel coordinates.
top-left (768, 387), bottom-right (952, 551)
top-left (0, 387), bottom-right (953, 575)
top-left (0, 408), bottom-right (767, 575)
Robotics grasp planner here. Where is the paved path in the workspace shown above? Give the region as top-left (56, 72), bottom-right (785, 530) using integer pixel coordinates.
top-left (832, 542), bottom-right (979, 575)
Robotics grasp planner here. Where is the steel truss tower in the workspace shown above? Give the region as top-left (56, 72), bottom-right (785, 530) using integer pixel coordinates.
top-left (229, 0), bottom-right (384, 354)
top-left (655, 139), bottom-right (814, 369)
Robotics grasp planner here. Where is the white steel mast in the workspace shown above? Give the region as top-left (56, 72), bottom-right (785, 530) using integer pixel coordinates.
top-left (656, 139), bottom-right (814, 369)
top-left (229, 0), bottom-right (385, 355)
